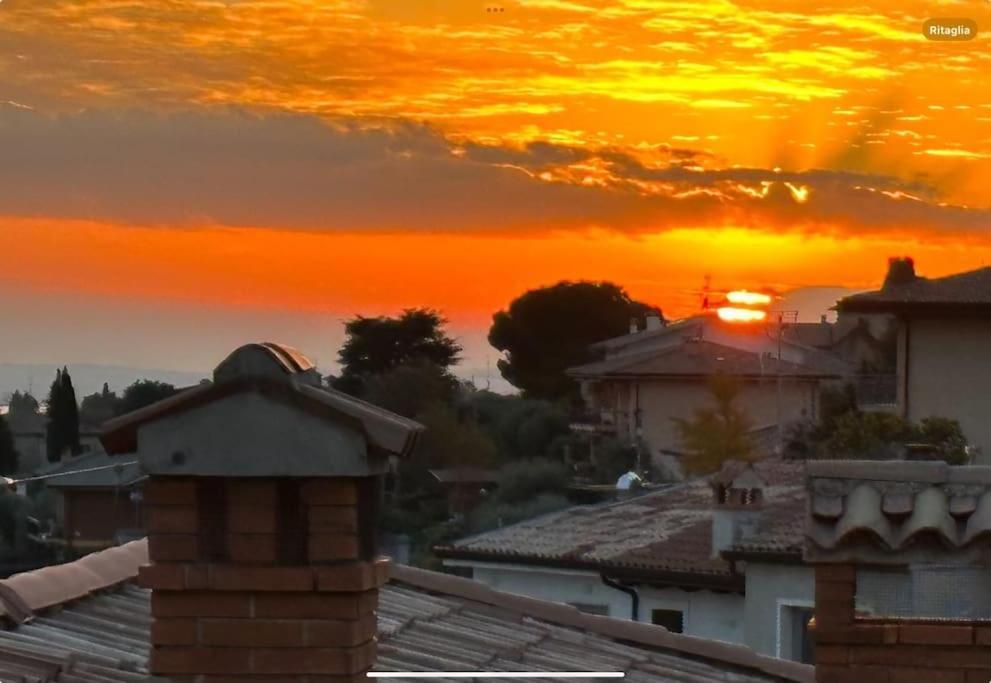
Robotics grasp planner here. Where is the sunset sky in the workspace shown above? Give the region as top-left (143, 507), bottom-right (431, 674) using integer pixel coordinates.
top-left (2, 0), bottom-right (991, 391)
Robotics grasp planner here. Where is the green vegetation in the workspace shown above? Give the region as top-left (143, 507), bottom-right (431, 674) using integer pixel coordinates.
top-left (488, 281), bottom-right (661, 400)
top-left (8, 391), bottom-right (39, 415)
top-left (0, 413), bottom-right (17, 475)
top-left (673, 374), bottom-right (755, 475)
top-left (333, 308), bottom-right (461, 396)
top-left (45, 367), bottom-right (81, 462)
top-left (79, 383), bottom-right (121, 425)
top-left (785, 383), bottom-right (969, 464)
top-left (115, 380), bottom-right (178, 416)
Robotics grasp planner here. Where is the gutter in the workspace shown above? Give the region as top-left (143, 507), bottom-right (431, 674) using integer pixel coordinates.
top-left (435, 548), bottom-right (745, 593)
top-left (720, 549), bottom-right (804, 565)
top-left (600, 573), bottom-right (639, 621)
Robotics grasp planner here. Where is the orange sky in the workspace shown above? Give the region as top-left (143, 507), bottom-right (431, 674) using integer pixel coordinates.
top-left (2, 0), bottom-right (991, 385)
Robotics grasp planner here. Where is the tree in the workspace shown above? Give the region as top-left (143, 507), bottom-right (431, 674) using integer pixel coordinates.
top-left (819, 411), bottom-right (912, 460)
top-left (335, 309), bottom-right (461, 395)
top-left (493, 458), bottom-right (569, 504)
top-left (489, 281), bottom-right (662, 400)
top-left (409, 403), bottom-right (498, 472)
top-left (361, 362), bottom-right (458, 419)
top-left (8, 391), bottom-right (39, 416)
top-left (80, 383), bottom-right (122, 426)
top-left (463, 391), bottom-right (573, 461)
top-left (45, 367), bottom-right (81, 463)
top-left (0, 414), bottom-right (18, 475)
top-left (116, 380), bottom-right (178, 416)
top-left (818, 412), bottom-right (969, 463)
top-left (467, 458), bottom-right (571, 533)
top-left (673, 375), bottom-right (754, 475)
top-left (916, 417), bottom-right (968, 464)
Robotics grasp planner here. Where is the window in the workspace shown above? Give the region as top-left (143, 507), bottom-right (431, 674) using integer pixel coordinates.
top-left (568, 603), bottom-right (609, 616)
top-left (651, 608), bottom-right (684, 633)
top-left (779, 605), bottom-right (815, 664)
top-left (445, 565), bottom-right (473, 579)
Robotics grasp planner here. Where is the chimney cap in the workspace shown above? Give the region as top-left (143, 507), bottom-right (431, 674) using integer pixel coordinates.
top-left (100, 343), bottom-right (424, 473)
top-left (711, 460), bottom-right (765, 489)
top-left (883, 256), bottom-right (917, 289)
top-left (214, 342), bottom-right (321, 385)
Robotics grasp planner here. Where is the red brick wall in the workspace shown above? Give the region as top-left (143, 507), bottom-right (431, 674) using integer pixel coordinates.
top-left (139, 476), bottom-right (388, 682)
top-left (814, 564), bottom-right (991, 683)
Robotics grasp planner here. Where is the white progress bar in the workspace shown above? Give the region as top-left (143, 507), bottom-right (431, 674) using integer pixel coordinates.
top-left (368, 673), bottom-right (625, 678)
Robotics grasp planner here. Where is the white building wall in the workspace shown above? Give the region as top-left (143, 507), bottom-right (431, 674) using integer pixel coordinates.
top-left (450, 561), bottom-right (745, 645)
top-left (903, 318), bottom-right (991, 462)
top-left (742, 563), bottom-right (814, 659)
top-left (634, 378), bottom-right (818, 458)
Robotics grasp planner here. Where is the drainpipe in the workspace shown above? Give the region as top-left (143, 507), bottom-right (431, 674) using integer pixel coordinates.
top-left (903, 318), bottom-right (911, 419)
top-left (601, 573), bottom-right (640, 621)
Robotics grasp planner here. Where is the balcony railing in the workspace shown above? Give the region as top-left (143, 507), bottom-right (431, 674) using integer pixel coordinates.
top-left (569, 409), bottom-right (630, 433)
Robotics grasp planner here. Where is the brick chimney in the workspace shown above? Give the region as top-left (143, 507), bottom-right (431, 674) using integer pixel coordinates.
top-left (101, 343), bottom-right (422, 682)
top-left (882, 256), bottom-right (917, 289)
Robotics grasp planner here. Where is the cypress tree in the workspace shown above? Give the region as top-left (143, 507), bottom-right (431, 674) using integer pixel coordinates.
top-left (45, 367), bottom-right (81, 462)
top-left (0, 413), bottom-right (18, 475)
top-left (45, 369), bottom-right (63, 463)
top-left (61, 367), bottom-right (81, 457)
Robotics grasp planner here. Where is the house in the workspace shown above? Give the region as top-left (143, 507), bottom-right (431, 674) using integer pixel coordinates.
top-left (568, 313), bottom-right (853, 476)
top-left (805, 459), bottom-right (991, 681)
top-left (438, 458), bottom-right (819, 663)
top-left (0, 341), bottom-right (814, 683)
top-left (838, 258), bottom-right (991, 461)
top-left (5, 406), bottom-right (105, 474)
top-left (41, 449), bottom-right (147, 551)
top-left (5, 407), bottom-right (46, 474)
top-left (428, 466), bottom-right (499, 515)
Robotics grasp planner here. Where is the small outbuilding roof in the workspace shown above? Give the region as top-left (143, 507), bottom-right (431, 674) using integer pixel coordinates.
top-left (40, 450), bottom-right (144, 490)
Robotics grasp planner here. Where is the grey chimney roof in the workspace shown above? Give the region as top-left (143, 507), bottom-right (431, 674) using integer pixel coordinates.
top-left (805, 460), bottom-right (991, 565)
top-left (101, 343), bottom-right (423, 465)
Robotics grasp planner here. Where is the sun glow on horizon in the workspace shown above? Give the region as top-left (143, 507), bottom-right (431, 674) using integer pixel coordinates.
top-left (725, 290), bottom-right (773, 306)
top-left (716, 307), bottom-right (769, 323)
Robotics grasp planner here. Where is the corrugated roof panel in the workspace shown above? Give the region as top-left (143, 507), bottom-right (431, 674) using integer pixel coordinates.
top-left (0, 544), bottom-right (810, 683)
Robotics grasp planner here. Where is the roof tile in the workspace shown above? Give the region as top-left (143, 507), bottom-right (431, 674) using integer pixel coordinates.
top-left (806, 460), bottom-right (991, 563)
top-left (441, 459), bottom-right (807, 575)
top-left (0, 547), bottom-right (811, 683)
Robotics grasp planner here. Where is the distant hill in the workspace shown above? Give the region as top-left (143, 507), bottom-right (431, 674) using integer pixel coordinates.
top-left (0, 363), bottom-right (207, 402)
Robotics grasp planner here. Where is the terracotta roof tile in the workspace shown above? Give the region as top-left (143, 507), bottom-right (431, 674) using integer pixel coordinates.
top-left (440, 459), bottom-right (807, 580)
top-left (805, 460), bottom-right (991, 564)
top-left (568, 341), bottom-right (846, 379)
top-left (838, 266), bottom-right (991, 311)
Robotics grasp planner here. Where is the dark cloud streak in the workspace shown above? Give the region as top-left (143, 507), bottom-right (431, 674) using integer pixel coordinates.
top-left (0, 105), bottom-right (988, 237)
